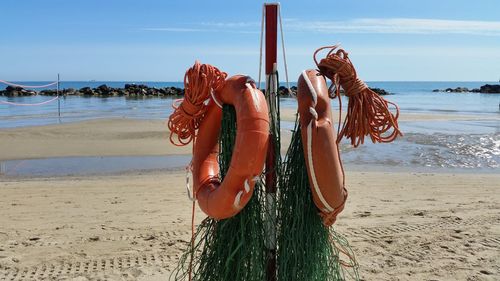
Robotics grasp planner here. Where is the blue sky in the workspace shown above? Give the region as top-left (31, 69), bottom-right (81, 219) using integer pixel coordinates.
top-left (1, 0), bottom-right (499, 81)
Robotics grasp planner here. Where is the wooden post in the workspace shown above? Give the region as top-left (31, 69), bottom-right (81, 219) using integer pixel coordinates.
top-left (264, 3), bottom-right (278, 281)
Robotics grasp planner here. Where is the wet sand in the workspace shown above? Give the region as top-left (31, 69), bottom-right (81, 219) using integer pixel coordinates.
top-left (0, 119), bottom-right (190, 162)
top-left (1, 110), bottom-right (497, 162)
top-left (0, 117), bottom-right (499, 280)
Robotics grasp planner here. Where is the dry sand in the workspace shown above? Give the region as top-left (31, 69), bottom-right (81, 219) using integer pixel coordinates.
top-left (0, 117), bottom-right (499, 280)
top-left (1, 172), bottom-right (498, 280)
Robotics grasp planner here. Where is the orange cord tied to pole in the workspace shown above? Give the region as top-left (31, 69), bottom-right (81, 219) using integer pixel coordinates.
top-left (168, 61), bottom-right (227, 146)
top-left (314, 45), bottom-right (402, 147)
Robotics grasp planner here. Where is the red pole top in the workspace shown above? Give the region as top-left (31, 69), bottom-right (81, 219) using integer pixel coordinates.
top-left (265, 4), bottom-right (278, 75)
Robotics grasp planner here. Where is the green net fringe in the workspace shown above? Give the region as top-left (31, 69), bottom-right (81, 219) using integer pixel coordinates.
top-left (170, 105), bottom-right (266, 281)
top-left (276, 115), bottom-right (359, 280)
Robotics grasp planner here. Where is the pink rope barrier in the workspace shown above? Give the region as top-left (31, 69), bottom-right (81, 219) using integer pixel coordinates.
top-left (0, 96), bottom-right (59, 106)
top-left (0, 80), bottom-right (58, 89)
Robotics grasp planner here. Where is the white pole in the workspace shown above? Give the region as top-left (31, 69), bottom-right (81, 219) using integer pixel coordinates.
top-left (57, 73), bottom-right (60, 118)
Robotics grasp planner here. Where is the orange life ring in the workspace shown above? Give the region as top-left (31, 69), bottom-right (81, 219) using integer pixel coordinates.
top-left (297, 69), bottom-right (348, 226)
top-left (193, 75), bottom-right (269, 219)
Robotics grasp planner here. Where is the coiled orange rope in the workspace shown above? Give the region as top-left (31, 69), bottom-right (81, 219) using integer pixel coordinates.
top-left (167, 61), bottom-right (227, 146)
top-left (314, 45), bottom-right (402, 147)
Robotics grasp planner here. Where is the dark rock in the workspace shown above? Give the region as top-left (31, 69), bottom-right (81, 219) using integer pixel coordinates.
top-left (1, 86), bottom-right (24, 97)
top-left (79, 87), bottom-right (94, 96)
top-left (477, 84), bottom-right (500, 93)
top-left (2, 84), bottom-right (188, 98)
top-left (440, 87), bottom-right (470, 93)
top-left (262, 86), bottom-right (297, 96)
top-left (370, 87), bottom-right (391, 95)
top-left (20, 89), bottom-right (37, 96)
top-left (97, 84), bottom-right (111, 95)
top-left (116, 89), bottom-right (126, 96)
top-left (63, 88), bottom-right (77, 95)
top-left (39, 90), bottom-right (57, 96)
top-left (6, 86), bottom-right (21, 92)
top-left (432, 89), bottom-right (440, 92)
top-left (454, 87), bottom-right (469, 92)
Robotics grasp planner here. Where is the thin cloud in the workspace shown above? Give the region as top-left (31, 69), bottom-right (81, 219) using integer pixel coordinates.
top-left (286, 18), bottom-right (500, 36)
top-left (200, 21), bottom-right (260, 28)
top-left (138, 26), bottom-right (258, 34)
top-left (140, 27), bottom-right (205, 32)
top-left (140, 18), bottom-right (500, 36)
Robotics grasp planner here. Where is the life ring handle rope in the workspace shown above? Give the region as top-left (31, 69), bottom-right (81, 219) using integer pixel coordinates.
top-left (302, 71), bottom-right (336, 213)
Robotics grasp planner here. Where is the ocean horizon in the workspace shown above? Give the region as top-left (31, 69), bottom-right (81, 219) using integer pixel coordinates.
top-left (2, 80), bottom-right (499, 92)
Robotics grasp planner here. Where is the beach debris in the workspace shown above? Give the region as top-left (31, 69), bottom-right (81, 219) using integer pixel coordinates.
top-left (88, 236), bottom-right (100, 242)
top-left (358, 211), bottom-right (372, 217)
top-left (143, 235), bottom-right (155, 241)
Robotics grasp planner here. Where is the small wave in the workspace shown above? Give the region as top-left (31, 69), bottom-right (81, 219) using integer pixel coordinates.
top-left (340, 132), bottom-right (500, 170)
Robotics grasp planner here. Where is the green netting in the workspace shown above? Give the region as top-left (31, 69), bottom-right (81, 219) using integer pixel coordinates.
top-left (171, 82), bottom-right (360, 281)
top-left (276, 115), bottom-right (360, 281)
top-left (170, 105), bottom-right (266, 281)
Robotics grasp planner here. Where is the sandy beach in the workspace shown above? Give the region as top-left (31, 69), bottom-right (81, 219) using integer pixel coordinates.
top-left (0, 116), bottom-right (499, 280)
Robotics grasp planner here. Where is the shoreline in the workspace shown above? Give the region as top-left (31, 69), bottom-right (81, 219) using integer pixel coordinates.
top-left (1, 158), bottom-right (498, 182)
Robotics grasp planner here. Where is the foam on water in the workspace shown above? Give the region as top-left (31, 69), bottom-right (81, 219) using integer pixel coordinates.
top-left (286, 119), bottom-right (500, 172)
top-left (341, 132), bottom-right (500, 171)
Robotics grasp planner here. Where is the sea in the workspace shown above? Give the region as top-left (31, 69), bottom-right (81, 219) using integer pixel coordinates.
top-left (1, 81), bottom-right (499, 176)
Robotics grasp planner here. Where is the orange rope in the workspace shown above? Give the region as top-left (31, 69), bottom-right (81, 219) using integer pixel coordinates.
top-left (168, 61), bottom-right (226, 280)
top-left (167, 61), bottom-right (227, 146)
top-left (314, 45), bottom-right (402, 147)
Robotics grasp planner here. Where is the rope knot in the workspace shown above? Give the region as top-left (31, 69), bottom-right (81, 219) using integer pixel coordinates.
top-left (342, 77), bottom-right (368, 98)
top-left (167, 61), bottom-right (227, 146)
top-left (313, 45), bottom-right (402, 147)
